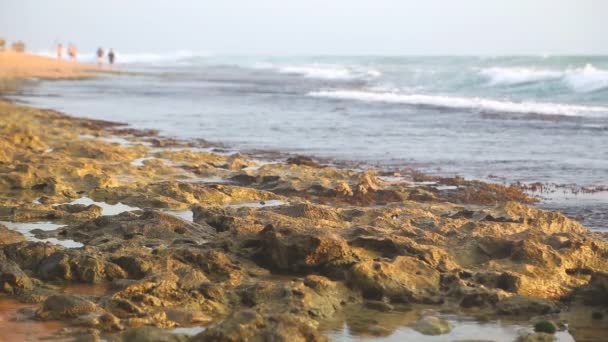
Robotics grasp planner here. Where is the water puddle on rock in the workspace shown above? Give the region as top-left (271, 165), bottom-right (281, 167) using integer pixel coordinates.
top-left (166, 210), bottom-right (194, 222)
top-left (225, 200), bottom-right (286, 209)
top-left (59, 197), bottom-right (140, 216)
top-left (0, 221), bottom-right (82, 248)
top-left (0, 298), bottom-right (64, 341)
top-left (171, 326), bottom-right (206, 336)
top-left (131, 156), bottom-right (157, 166)
top-left (179, 176), bottom-right (231, 184)
top-left (325, 314), bottom-right (575, 342)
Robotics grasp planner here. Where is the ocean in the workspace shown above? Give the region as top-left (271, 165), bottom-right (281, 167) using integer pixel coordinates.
top-left (13, 52), bottom-right (608, 229)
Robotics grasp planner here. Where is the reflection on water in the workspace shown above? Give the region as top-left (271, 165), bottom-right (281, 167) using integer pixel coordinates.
top-left (0, 221), bottom-right (82, 248)
top-left (166, 210), bottom-right (194, 222)
top-left (171, 326), bottom-right (206, 335)
top-left (0, 298), bottom-right (64, 341)
top-left (225, 199), bottom-right (286, 209)
top-left (321, 305), bottom-right (576, 342)
top-left (58, 197), bottom-right (141, 216)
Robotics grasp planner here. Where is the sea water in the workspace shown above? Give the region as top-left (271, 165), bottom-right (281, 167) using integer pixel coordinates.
top-left (12, 53), bottom-right (608, 229)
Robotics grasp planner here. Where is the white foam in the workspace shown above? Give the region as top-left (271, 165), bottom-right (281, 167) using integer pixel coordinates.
top-left (480, 64), bottom-right (608, 92)
top-left (309, 90), bottom-right (608, 117)
top-left (268, 64), bottom-right (381, 80)
top-left (480, 67), bottom-right (562, 85)
top-left (564, 64), bottom-right (608, 93)
top-left (279, 65), bottom-right (353, 79)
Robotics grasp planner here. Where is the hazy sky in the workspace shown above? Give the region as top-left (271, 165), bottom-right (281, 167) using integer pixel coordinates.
top-left (1, 0), bottom-right (606, 55)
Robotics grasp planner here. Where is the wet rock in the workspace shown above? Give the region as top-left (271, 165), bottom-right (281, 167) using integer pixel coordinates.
top-left (363, 300), bottom-right (394, 312)
top-left (413, 315), bottom-right (452, 335)
top-left (37, 251), bottom-right (126, 283)
top-left (286, 156), bottom-right (323, 168)
top-left (192, 309), bottom-right (328, 342)
top-left (0, 258), bottom-right (34, 292)
top-left (64, 210), bottom-right (215, 248)
top-left (516, 332), bottom-right (556, 342)
top-left (574, 271), bottom-right (608, 306)
top-left (495, 296), bottom-right (558, 316)
top-left (38, 294), bottom-right (102, 319)
top-left (0, 224), bottom-right (25, 245)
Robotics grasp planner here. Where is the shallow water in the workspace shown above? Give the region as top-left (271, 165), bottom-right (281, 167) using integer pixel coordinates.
top-left (320, 305), bottom-right (577, 342)
top-left (60, 197), bottom-right (140, 216)
top-left (171, 326), bottom-right (206, 335)
top-left (166, 209), bottom-right (194, 222)
top-left (0, 221), bottom-right (82, 248)
top-left (0, 298), bottom-right (64, 342)
top-left (225, 199), bottom-right (286, 209)
top-left (327, 320), bottom-right (575, 342)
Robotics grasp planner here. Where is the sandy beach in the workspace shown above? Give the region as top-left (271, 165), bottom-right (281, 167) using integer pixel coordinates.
top-left (0, 52), bottom-right (607, 341)
top-left (0, 50), bottom-right (99, 80)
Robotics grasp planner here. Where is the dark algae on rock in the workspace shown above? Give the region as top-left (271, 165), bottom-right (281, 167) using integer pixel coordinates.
top-left (0, 99), bottom-right (607, 340)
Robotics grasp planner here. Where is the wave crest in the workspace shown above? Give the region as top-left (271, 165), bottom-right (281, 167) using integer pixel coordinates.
top-left (564, 64), bottom-right (608, 93)
top-left (480, 64), bottom-right (608, 92)
top-left (480, 67), bottom-right (562, 85)
top-left (309, 89), bottom-right (608, 117)
top-left (276, 64), bottom-right (381, 80)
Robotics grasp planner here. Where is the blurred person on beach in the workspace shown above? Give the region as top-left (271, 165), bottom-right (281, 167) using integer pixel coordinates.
top-left (108, 49), bottom-right (115, 66)
top-left (96, 47), bottom-right (104, 66)
top-left (68, 44), bottom-right (77, 62)
top-left (57, 43), bottom-right (64, 60)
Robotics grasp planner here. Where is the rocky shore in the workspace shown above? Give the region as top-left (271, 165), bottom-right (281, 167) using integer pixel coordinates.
top-left (0, 85), bottom-right (607, 340)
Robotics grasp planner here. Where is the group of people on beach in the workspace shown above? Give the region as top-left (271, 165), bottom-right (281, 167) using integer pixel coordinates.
top-left (56, 43), bottom-right (78, 62)
top-left (56, 43), bottom-right (115, 66)
top-left (96, 47), bottom-right (116, 66)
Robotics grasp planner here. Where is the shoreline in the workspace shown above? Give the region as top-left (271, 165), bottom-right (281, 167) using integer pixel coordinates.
top-left (1, 58), bottom-right (607, 341)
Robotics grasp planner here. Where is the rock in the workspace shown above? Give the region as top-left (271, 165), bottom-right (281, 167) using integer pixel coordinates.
top-left (254, 224), bottom-right (355, 274)
top-left (0, 258), bottom-right (34, 292)
top-left (286, 156), bottom-right (322, 168)
top-left (0, 224), bottom-right (25, 245)
top-left (516, 332), bottom-right (556, 342)
top-left (67, 210), bottom-right (215, 247)
top-left (192, 310), bottom-right (328, 342)
top-left (575, 271), bottom-right (608, 306)
top-left (37, 251), bottom-right (72, 280)
top-left (533, 320), bottom-right (556, 334)
top-left (495, 296), bottom-right (557, 316)
top-left (413, 316), bottom-right (452, 335)
top-left (38, 294), bottom-right (101, 319)
top-left (347, 256), bottom-right (440, 303)
top-left (363, 300), bottom-right (394, 312)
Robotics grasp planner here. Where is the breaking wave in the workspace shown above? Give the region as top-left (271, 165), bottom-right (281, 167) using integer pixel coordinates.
top-left (269, 64), bottom-right (381, 80)
top-left (480, 64), bottom-right (608, 92)
top-left (309, 89), bottom-right (608, 117)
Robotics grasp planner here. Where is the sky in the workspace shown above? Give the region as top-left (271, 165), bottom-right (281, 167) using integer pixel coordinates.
top-left (0, 0), bottom-right (606, 55)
